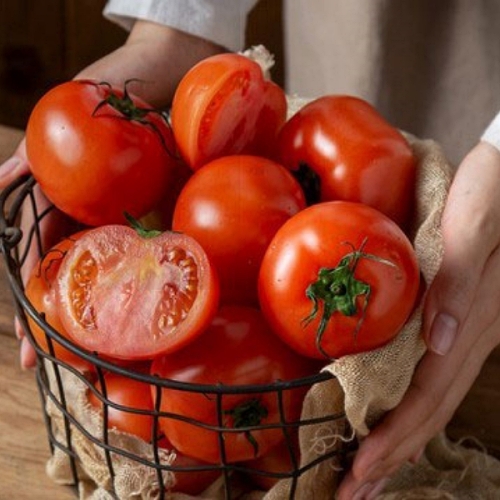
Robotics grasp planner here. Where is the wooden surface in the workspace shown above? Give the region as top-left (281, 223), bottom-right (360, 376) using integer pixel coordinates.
top-left (1, 124), bottom-right (500, 498)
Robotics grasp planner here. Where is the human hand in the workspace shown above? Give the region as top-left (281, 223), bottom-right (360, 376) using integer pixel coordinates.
top-left (0, 142), bottom-right (78, 368)
top-left (0, 139), bottom-right (30, 185)
top-left (336, 141), bottom-right (500, 499)
top-left (0, 140), bottom-right (35, 366)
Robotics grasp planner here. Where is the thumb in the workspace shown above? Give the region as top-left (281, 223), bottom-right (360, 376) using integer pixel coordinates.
top-left (423, 247), bottom-right (481, 355)
top-left (0, 139), bottom-right (29, 187)
top-left (423, 142), bottom-right (500, 355)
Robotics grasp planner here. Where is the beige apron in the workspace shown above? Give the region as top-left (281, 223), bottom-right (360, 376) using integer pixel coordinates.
top-left (283, 0), bottom-right (500, 165)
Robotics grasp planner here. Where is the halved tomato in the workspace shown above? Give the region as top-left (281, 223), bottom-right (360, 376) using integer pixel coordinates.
top-left (171, 53), bottom-right (287, 170)
top-left (55, 225), bottom-right (219, 360)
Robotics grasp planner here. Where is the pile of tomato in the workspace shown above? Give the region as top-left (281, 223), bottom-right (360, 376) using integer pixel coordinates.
top-left (23, 53), bottom-right (421, 494)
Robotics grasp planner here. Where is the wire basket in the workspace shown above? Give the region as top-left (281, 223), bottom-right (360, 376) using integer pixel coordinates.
top-left (0, 175), bottom-right (352, 500)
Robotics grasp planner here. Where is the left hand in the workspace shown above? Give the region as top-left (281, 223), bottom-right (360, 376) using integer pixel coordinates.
top-left (336, 141), bottom-right (500, 499)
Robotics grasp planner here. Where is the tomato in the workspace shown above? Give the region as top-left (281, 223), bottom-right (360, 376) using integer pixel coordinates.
top-left (242, 435), bottom-right (300, 490)
top-left (157, 437), bottom-right (220, 495)
top-left (277, 95), bottom-right (417, 228)
top-left (25, 79), bottom-right (178, 226)
top-left (172, 155), bottom-right (306, 306)
top-left (258, 201), bottom-right (420, 359)
top-left (24, 232), bottom-right (93, 372)
top-left (151, 306), bottom-right (319, 464)
top-left (140, 158), bottom-right (192, 231)
top-left (88, 372), bottom-right (154, 442)
top-left (55, 224), bottom-right (219, 360)
top-left (171, 53), bottom-right (287, 170)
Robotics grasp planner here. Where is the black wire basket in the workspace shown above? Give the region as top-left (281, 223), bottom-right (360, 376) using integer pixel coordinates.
top-left (0, 175), bottom-right (352, 500)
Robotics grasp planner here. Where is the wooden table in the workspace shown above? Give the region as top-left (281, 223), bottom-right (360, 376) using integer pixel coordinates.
top-left (1, 124), bottom-right (500, 499)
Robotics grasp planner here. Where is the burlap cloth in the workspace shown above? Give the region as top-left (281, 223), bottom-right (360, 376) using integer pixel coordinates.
top-left (41, 96), bottom-right (500, 499)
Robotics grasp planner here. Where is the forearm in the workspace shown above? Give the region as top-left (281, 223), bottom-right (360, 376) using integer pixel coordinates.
top-left (75, 20), bottom-right (227, 107)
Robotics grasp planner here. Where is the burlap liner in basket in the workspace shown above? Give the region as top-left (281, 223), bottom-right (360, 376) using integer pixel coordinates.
top-left (41, 115), bottom-right (500, 498)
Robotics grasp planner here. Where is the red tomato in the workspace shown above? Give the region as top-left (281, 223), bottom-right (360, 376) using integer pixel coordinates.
top-left (172, 155), bottom-right (306, 306)
top-left (55, 225), bottom-right (219, 360)
top-left (25, 80), bottom-right (178, 226)
top-left (171, 53), bottom-right (287, 170)
top-left (277, 95), bottom-right (417, 228)
top-left (88, 373), bottom-right (154, 442)
top-left (258, 201), bottom-right (420, 359)
top-left (157, 437), bottom-right (220, 495)
top-left (151, 306), bottom-right (319, 464)
top-left (24, 232), bottom-right (93, 372)
top-left (140, 158), bottom-right (192, 231)
top-left (242, 435), bottom-right (300, 490)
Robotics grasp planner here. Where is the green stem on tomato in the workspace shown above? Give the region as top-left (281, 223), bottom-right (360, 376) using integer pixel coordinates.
top-left (302, 238), bottom-right (396, 359)
top-left (124, 212), bottom-right (162, 239)
top-left (91, 79), bottom-right (177, 158)
top-left (224, 398), bottom-right (269, 457)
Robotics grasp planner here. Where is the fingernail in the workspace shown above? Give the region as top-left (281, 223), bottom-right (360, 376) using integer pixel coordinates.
top-left (365, 477), bottom-right (389, 499)
top-left (0, 157), bottom-right (21, 180)
top-left (409, 446), bottom-right (425, 464)
top-left (429, 313), bottom-right (458, 355)
top-left (352, 482), bottom-right (375, 500)
top-left (20, 337), bottom-right (36, 370)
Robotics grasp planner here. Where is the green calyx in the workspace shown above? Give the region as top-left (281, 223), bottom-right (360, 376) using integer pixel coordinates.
top-left (303, 238), bottom-right (395, 359)
top-left (124, 212), bottom-right (162, 239)
top-left (224, 398), bottom-right (268, 457)
top-left (91, 79), bottom-right (175, 157)
top-left (92, 79), bottom-right (154, 121)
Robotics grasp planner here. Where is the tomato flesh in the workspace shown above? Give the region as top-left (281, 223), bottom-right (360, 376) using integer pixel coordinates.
top-left (56, 226), bottom-right (219, 360)
top-left (171, 53), bottom-right (286, 170)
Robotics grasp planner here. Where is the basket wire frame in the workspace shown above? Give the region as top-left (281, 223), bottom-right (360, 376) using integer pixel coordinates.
top-left (0, 176), bottom-right (353, 499)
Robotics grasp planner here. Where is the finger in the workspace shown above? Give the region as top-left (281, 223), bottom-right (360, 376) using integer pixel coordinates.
top-left (337, 468), bottom-right (396, 499)
top-left (345, 329), bottom-right (490, 490)
top-left (408, 446), bottom-right (425, 464)
top-left (423, 143), bottom-right (500, 355)
top-left (0, 140), bottom-right (29, 187)
top-left (14, 316), bottom-right (25, 340)
top-left (20, 337), bottom-right (37, 369)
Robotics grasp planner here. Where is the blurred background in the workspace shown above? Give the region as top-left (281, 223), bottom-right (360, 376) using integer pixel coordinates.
top-left (0, 0), bottom-right (284, 130)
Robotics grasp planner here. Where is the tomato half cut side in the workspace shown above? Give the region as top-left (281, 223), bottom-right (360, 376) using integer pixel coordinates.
top-left (56, 225), bottom-right (220, 360)
top-left (171, 53), bottom-right (286, 170)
